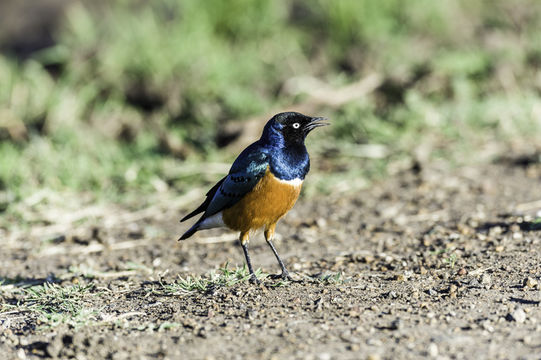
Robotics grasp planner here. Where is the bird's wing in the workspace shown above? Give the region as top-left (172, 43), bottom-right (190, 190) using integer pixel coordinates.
top-left (203, 149), bottom-right (269, 217)
top-left (180, 146), bottom-right (269, 222)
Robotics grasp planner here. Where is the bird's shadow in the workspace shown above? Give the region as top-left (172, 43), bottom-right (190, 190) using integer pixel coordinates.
top-left (509, 297), bottom-right (540, 305)
top-left (0, 274), bottom-right (60, 289)
top-left (476, 220), bottom-right (541, 233)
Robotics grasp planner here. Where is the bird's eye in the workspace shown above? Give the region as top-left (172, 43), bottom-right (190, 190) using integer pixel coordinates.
top-left (292, 123), bottom-right (300, 129)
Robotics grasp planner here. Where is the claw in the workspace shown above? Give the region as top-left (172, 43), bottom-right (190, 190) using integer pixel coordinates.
top-left (268, 272), bottom-right (293, 281)
top-left (281, 272), bottom-right (293, 281)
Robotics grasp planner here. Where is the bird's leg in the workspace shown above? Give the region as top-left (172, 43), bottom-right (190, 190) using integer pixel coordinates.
top-left (264, 224), bottom-right (292, 281)
top-left (239, 232), bottom-right (259, 284)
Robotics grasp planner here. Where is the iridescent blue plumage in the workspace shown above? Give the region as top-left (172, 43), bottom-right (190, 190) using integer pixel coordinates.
top-left (179, 111), bottom-right (328, 282)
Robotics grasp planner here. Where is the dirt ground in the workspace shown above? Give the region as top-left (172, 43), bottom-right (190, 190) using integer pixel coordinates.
top-left (2, 154), bottom-right (541, 360)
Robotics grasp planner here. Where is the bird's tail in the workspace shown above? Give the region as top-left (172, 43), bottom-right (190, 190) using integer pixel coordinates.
top-left (178, 222), bottom-right (200, 241)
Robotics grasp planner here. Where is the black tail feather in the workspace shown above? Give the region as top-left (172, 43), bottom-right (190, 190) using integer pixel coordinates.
top-left (178, 223), bottom-right (199, 241)
top-left (180, 203), bottom-right (206, 222)
top-left (180, 176), bottom-right (226, 222)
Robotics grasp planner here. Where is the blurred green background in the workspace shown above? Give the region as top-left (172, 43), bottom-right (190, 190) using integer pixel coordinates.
top-left (1, 0), bottom-right (541, 216)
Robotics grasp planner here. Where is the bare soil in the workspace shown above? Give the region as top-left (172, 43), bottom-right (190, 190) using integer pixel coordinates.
top-left (2, 156), bottom-right (541, 360)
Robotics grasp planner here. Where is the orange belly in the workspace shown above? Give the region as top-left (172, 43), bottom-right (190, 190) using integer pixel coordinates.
top-left (222, 168), bottom-right (302, 232)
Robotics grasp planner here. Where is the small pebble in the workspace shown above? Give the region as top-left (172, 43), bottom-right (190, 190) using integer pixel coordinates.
top-left (366, 355), bottom-right (381, 360)
top-left (523, 277), bottom-right (538, 289)
top-left (480, 274), bottom-right (491, 285)
top-left (449, 284), bottom-right (458, 297)
top-left (316, 218), bottom-right (327, 228)
top-left (481, 320), bottom-right (494, 332)
top-left (428, 343), bottom-right (438, 357)
top-left (17, 349), bottom-right (26, 360)
top-left (317, 353), bottom-right (331, 360)
top-left (507, 308), bottom-right (526, 323)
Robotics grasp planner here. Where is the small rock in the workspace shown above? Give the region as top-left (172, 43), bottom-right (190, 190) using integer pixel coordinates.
top-left (366, 338), bottom-right (383, 346)
top-left (457, 268), bottom-right (467, 276)
top-left (363, 255), bottom-right (375, 263)
top-left (317, 353), bottom-right (331, 360)
top-left (490, 226), bottom-right (503, 235)
top-left (316, 218), bottom-right (327, 228)
top-left (480, 274), bottom-right (491, 285)
top-left (523, 277), bottom-right (538, 289)
top-left (495, 245), bottom-right (504, 252)
top-left (428, 343), bottom-right (438, 357)
top-left (366, 355), bottom-right (381, 360)
top-left (449, 284), bottom-right (458, 297)
top-left (17, 348), bottom-right (26, 360)
top-left (507, 308), bottom-right (527, 323)
top-left (481, 320), bottom-right (494, 332)
top-left (112, 351), bottom-right (130, 360)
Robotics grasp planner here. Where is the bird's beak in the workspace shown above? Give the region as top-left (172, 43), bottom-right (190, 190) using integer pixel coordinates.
top-left (304, 116), bottom-right (330, 133)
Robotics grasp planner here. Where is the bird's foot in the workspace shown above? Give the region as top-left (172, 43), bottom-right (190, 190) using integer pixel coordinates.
top-left (269, 271), bottom-right (293, 281)
top-left (249, 274), bottom-right (261, 285)
top-left (281, 271), bottom-right (293, 281)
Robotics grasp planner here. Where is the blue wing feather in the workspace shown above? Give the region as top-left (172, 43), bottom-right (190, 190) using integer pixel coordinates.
top-left (204, 144), bottom-right (268, 216)
top-left (180, 142), bottom-right (269, 227)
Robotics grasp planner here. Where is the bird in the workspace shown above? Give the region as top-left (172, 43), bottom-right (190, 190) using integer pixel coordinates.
top-left (179, 112), bottom-right (328, 283)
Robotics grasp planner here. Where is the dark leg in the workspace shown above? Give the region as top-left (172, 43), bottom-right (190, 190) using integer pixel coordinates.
top-left (265, 224), bottom-right (292, 280)
top-left (239, 232), bottom-right (259, 284)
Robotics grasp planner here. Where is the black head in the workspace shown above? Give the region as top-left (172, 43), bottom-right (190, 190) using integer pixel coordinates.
top-left (264, 112), bottom-right (329, 145)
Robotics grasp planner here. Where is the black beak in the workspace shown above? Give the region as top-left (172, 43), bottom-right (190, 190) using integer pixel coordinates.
top-left (304, 116), bottom-right (330, 133)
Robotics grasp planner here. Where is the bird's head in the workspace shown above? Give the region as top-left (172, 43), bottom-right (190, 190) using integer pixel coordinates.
top-left (262, 112), bottom-right (329, 147)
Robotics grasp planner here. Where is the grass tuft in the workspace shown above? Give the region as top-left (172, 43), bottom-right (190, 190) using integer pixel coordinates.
top-left (1, 282), bottom-right (98, 329)
top-left (158, 264), bottom-right (267, 294)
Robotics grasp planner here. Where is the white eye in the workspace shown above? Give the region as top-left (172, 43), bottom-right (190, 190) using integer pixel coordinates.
top-left (292, 123), bottom-right (300, 129)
